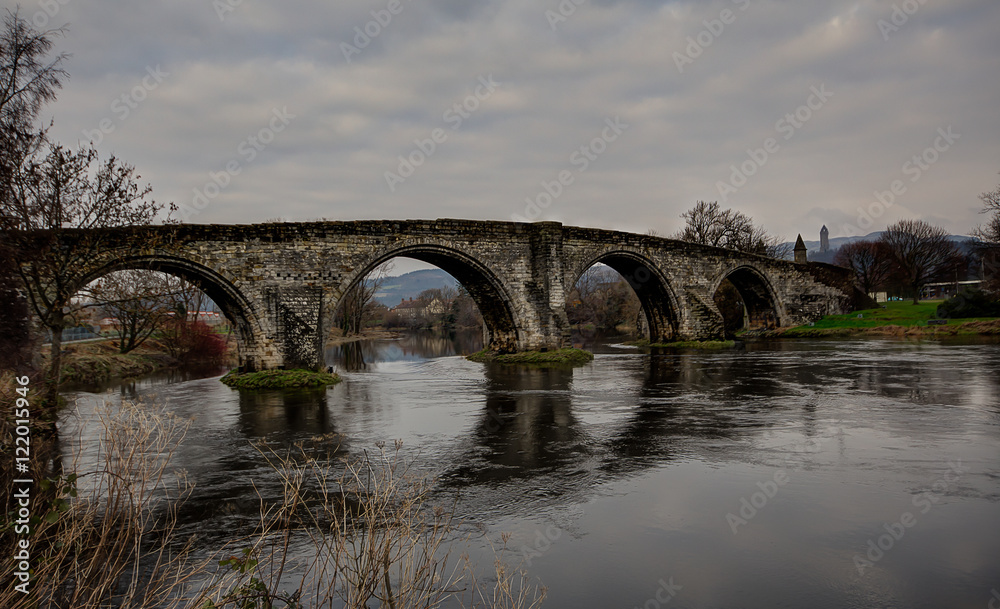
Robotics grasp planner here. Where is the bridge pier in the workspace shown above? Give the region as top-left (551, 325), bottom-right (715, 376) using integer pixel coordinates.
top-left (264, 286), bottom-right (325, 371)
top-left (677, 287), bottom-right (727, 341)
top-left (519, 222), bottom-right (573, 352)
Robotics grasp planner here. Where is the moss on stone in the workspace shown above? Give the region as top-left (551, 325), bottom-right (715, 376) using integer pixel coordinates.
top-left (220, 368), bottom-right (342, 389)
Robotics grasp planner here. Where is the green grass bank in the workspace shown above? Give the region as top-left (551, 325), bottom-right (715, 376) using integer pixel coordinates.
top-left (774, 300), bottom-right (1000, 338)
top-left (54, 338), bottom-right (235, 385)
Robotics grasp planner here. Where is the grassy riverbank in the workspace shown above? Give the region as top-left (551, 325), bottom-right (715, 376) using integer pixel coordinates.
top-left (772, 301), bottom-right (1000, 338)
top-left (52, 338), bottom-right (236, 385)
top-left (467, 348), bottom-right (594, 365)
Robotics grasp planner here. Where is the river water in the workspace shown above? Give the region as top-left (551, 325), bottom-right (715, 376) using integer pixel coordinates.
top-left (61, 333), bottom-right (1000, 608)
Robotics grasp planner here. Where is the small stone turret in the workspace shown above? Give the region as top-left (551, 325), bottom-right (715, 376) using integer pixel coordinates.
top-left (794, 234), bottom-right (808, 264)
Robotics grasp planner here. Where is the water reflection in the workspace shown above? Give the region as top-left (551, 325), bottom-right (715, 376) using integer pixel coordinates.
top-left (59, 334), bottom-right (1000, 609)
top-left (333, 340), bottom-right (368, 371)
top-left (236, 388), bottom-right (337, 438)
top-left (450, 365), bottom-right (585, 483)
top-left (61, 363), bottom-right (229, 396)
top-left (325, 329), bottom-right (483, 371)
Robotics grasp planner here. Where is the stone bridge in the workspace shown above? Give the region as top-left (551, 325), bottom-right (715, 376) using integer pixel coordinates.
top-left (56, 219), bottom-right (854, 371)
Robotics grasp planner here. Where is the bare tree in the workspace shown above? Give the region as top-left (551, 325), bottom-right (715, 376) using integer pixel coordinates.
top-left (417, 285), bottom-right (458, 303)
top-left (0, 10), bottom-right (65, 376)
top-left (879, 220), bottom-right (963, 304)
top-left (167, 275), bottom-right (214, 318)
top-left (3, 143), bottom-right (169, 407)
top-left (972, 173), bottom-right (1000, 290)
top-left (84, 271), bottom-right (176, 354)
top-left (1, 13), bottom-right (174, 408)
top-left (0, 9), bottom-right (67, 199)
top-left (565, 265), bottom-right (642, 334)
top-left (675, 200), bottom-right (788, 258)
top-left (977, 174), bottom-right (1000, 219)
top-left (452, 284), bottom-right (483, 330)
top-left (338, 261), bottom-right (394, 335)
top-left (834, 240), bottom-right (892, 298)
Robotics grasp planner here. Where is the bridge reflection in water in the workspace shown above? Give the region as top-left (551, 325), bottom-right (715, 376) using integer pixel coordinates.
top-left (58, 334), bottom-right (1000, 609)
top-left (325, 330), bottom-right (485, 372)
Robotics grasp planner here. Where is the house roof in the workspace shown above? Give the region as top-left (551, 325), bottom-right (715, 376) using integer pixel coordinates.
top-left (393, 298), bottom-right (431, 310)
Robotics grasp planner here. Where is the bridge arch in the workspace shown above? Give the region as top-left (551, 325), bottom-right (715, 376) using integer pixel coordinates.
top-left (712, 264), bottom-right (784, 336)
top-left (335, 244), bottom-right (520, 353)
top-left (74, 254), bottom-right (270, 371)
top-left (570, 250), bottom-right (680, 342)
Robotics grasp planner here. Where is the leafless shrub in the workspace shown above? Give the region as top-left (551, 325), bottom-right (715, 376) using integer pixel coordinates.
top-left (204, 441), bottom-right (546, 609)
top-left (674, 200), bottom-right (790, 259)
top-left (0, 394), bottom-right (210, 609)
top-left (878, 219), bottom-right (964, 304)
top-left (0, 377), bottom-right (545, 609)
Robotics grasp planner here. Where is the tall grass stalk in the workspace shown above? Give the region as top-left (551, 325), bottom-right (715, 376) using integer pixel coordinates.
top-left (1, 377), bottom-right (211, 608)
top-left (1, 372), bottom-right (545, 608)
top-left (203, 440), bottom-right (546, 609)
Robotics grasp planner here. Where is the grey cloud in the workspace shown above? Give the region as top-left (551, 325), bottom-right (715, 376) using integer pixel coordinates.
top-left (34, 0), bottom-right (1000, 240)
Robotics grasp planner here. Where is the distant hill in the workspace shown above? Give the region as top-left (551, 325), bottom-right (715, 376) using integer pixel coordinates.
top-left (375, 269), bottom-right (458, 307)
top-left (784, 231), bottom-right (974, 264)
top-left (796, 231), bottom-right (885, 254)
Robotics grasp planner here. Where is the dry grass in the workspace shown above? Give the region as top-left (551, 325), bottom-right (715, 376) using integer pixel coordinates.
top-left (1, 372), bottom-right (546, 609)
top-left (1, 376), bottom-right (211, 608)
top-left (43, 338), bottom-right (237, 386)
top-left (200, 440), bottom-right (546, 609)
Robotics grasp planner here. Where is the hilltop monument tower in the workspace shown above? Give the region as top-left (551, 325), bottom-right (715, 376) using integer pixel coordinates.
top-left (820, 225), bottom-right (829, 253)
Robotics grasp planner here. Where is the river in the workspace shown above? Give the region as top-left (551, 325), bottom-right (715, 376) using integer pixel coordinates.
top-left (61, 333), bottom-right (1000, 608)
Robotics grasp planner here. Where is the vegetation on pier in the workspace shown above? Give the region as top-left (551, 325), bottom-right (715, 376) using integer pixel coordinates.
top-left (467, 348), bottom-right (594, 365)
top-left (220, 368), bottom-right (342, 389)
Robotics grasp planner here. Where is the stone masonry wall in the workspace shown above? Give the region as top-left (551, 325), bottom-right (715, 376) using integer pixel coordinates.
top-left (57, 220), bottom-right (853, 369)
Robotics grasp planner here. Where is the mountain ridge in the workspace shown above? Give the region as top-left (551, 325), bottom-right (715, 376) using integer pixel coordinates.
top-left (374, 269), bottom-right (458, 307)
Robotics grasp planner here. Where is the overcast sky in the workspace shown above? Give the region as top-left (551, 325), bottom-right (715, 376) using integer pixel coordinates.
top-left (29, 0), bottom-right (1000, 250)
